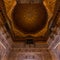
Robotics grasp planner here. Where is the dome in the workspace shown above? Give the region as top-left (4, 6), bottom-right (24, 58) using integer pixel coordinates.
top-left (12, 4), bottom-right (48, 34)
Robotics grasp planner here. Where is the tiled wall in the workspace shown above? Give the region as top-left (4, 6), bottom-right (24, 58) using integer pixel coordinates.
top-left (0, 22), bottom-right (13, 60)
top-left (47, 20), bottom-right (60, 60)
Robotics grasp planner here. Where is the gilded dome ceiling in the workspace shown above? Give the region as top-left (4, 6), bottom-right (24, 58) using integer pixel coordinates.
top-left (12, 3), bottom-right (48, 34)
top-left (2, 0), bottom-right (57, 42)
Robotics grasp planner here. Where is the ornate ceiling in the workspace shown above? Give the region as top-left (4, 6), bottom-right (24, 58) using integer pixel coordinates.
top-left (4, 0), bottom-right (56, 15)
top-left (1, 0), bottom-right (57, 42)
top-left (12, 3), bottom-right (48, 34)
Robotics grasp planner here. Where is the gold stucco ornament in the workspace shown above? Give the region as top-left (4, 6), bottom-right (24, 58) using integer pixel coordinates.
top-left (12, 1), bottom-right (48, 34)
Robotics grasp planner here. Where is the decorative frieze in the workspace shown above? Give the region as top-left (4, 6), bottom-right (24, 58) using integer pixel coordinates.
top-left (9, 47), bottom-right (52, 60)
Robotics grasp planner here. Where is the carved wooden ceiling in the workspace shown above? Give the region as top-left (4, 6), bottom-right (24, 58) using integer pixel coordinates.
top-left (0, 0), bottom-right (58, 42)
top-left (4, 0), bottom-right (56, 15)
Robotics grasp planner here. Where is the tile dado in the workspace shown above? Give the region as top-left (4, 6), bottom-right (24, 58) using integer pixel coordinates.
top-left (0, 42), bottom-right (9, 60)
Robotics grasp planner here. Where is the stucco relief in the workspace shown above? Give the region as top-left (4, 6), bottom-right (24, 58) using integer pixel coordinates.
top-left (9, 48), bottom-right (52, 60)
top-left (17, 53), bottom-right (42, 60)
